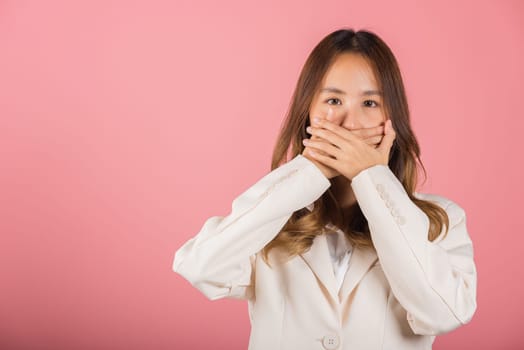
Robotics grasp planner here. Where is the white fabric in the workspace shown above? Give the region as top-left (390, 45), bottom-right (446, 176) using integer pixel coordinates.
top-left (325, 229), bottom-right (352, 292)
top-left (173, 154), bottom-right (477, 349)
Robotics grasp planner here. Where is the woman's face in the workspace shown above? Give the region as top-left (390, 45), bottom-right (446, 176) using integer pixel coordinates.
top-left (309, 52), bottom-right (387, 129)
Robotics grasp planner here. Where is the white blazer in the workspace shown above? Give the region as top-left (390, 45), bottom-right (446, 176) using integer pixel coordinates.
top-left (173, 154), bottom-right (477, 350)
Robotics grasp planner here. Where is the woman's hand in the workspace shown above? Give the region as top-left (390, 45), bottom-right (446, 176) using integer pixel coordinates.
top-left (301, 123), bottom-right (388, 179)
top-left (302, 118), bottom-right (396, 180)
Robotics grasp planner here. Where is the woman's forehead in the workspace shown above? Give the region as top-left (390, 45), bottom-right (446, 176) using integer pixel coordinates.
top-left (321, 54), bottom-right (380, 94)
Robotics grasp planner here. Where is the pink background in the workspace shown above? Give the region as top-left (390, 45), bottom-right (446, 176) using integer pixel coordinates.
top-left (1, 0), bottom-right (522, 349)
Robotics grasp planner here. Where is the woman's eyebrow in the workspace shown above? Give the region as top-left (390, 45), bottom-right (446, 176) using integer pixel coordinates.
top-left (362, 90), bottom-right (383, 96)
top-left (320, 87), bottom-right (383, 96)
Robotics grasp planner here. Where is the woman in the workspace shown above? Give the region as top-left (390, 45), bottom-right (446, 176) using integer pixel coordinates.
top-left (172, 28), bottom-right (477, 350)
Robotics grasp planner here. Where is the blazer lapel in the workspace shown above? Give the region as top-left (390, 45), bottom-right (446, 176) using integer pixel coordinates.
top-left (299, 234), bottom-right (339, 302)
top-left (338, 246), bottom-right (378, 302)
top-left (300, 202), bottom-right (378, 303)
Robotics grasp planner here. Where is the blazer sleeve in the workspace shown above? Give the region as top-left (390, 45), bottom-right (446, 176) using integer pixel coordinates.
top-left (350, 164), bottom-right (477, 336)
top-left (172, 154), bottom-right (331, 301)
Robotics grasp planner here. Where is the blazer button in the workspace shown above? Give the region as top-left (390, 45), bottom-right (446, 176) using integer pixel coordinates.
top-left (322, 333), bottom-right (340, 350)
top-left (397, 216), bottom-right (406, 225)
top-left (390, 207), bottom-right (399, 217)
top-left (376, 183), bottom-right (385, 194)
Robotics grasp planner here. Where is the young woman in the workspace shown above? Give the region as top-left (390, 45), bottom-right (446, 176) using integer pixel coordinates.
top-left (172, 28), bottom-right (477, 350)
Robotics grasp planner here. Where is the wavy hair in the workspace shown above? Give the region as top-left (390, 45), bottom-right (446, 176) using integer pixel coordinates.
top-left (262, 28), bottom-right (449, 263)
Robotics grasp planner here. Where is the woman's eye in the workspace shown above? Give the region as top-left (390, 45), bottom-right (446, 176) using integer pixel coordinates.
top-left (364, 100), bottom-right (379, 107)
top-left (326, 98), bottom-right (342, 105)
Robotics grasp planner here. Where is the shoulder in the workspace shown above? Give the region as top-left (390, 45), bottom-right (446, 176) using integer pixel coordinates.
top-left (413, 192), bottom-right (467, 224)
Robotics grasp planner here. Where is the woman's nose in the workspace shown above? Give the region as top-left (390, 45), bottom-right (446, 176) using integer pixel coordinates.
top-left (326, 107), bottom-right (361, 129)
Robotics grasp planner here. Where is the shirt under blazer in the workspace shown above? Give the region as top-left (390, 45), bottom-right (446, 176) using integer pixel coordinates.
top-left (173, 154), bottom-right (477, 350)
top-left (325, 228), bottom-right (352, 293)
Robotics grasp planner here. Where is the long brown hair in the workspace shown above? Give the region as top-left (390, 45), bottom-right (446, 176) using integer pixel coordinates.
top-left (262, 28), bottom-right (449, 263)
